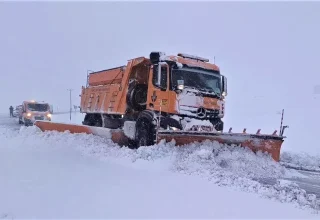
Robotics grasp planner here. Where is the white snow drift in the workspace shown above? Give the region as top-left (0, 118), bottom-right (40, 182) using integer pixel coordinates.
top-left (1, 124), bottom-right (319, 216)
top-left (281, 151), bottom-right (320, 172)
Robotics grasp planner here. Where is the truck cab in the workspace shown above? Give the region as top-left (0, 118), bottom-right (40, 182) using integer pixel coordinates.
top-left (146, 52), bottom-right (227, 132)
top-left (19, 100), bottom-right (52, 126)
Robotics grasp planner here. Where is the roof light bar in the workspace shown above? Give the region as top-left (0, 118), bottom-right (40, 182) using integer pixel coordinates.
top-left (177, 53), bottom-right (209, 62)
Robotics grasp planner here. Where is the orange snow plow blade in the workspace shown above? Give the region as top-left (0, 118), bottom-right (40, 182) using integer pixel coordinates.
top-left (157, 129), bottom-right (285, 162)
top-left (34, 121), bottom-right (130, 146)
top-left (34, 121), bottom-right (285, 162)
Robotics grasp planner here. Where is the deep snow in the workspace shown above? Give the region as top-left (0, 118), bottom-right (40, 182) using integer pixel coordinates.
top-left (280, 151), bottom-right (320, 172)
top-left (0, 114), bottom-right (320, 218)
top-left (50, 112), bottom-right (320, 173)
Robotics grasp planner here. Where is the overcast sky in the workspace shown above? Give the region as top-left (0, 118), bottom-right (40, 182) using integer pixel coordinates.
top-left (1, 1), bottom-right (319, 154)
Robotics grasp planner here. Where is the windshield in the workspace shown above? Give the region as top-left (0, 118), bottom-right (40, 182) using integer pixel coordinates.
top-left (171, 67), bottom-right (222, 95)
top-left (27, 103), bottom-right (49, 112)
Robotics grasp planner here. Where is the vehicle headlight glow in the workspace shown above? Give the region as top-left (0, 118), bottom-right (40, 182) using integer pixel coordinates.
top-left (47, 113), bottom-right (52, 118)
top-left (27, 113), bottom-right (32, 117)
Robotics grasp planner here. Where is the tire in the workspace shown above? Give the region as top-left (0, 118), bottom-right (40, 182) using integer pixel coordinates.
top-left (83, 114), bottom-right (94, 126)
top-left (103, 115), bottom-right (123, 129)
top-left (83, 114), bottom-right (102, 127)
top-left (136, 119), bottom-right (154, 147)
top-left (126, 84), bottom-right (148, 111)
top-left (135, 112), bottom-right (156, 147)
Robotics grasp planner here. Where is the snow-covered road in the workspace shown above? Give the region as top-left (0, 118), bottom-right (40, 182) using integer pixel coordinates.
top-left (1, 113), bottom-right (320, 218)
top-left (284, 170), bottom-right (320, 198)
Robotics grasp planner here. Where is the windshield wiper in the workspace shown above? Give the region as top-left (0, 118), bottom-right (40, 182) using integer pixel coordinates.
top-left (184, 86), bottom-right (198, 90)
top-left (199, 88), bottom-right (215, 94)
top-left (183, 86), bottom-right (220, 97)
top-left (199, 88), bottom-right (221, 96)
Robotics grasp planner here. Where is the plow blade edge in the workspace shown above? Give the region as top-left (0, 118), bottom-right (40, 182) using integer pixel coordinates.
top-left (34, 121), bottom-right (130, 146)
top-left (34, 121), bottom-right (285, 162)
top-left (157, 131), bottom-right (284, 162)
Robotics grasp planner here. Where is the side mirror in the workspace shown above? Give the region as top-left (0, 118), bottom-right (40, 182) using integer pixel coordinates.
top-left (177, 79), bottom-right (184, 90)
top-left (155, 64), bottom-right (162, 87)
top-left (153, 63), bottom-right (167, 91)
top-left (221, 76), bottom-right (227, 96)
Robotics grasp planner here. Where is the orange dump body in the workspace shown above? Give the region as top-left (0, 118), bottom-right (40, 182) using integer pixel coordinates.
top-left (88, 66), bottom-right (125, 86)
top-left (80, 57), bottom-right (150, 114)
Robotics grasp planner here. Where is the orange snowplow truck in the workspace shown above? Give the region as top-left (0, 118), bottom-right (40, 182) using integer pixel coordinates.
top-left (34, 51), bottom-right (286, 161)
top-left (80, 52), bottom-right (227, 146)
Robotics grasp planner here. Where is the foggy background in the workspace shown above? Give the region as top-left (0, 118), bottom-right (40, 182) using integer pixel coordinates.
top-left (0, 1), bottom-right (319, 155)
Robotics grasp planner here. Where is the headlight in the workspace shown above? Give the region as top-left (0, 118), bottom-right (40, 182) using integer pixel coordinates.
top-left (27, 113), bottom-right (32, 117)
top-left (47, 113), bottom-right (52, 118)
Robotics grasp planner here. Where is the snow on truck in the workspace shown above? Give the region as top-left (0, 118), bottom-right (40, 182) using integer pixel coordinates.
top-left (34, 52), bottom-right (288, 162)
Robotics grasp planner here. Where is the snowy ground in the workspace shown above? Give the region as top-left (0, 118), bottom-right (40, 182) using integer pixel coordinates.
top-left (51, 112), bottom-right (320, 172)
top-left (280, 151), bottom-right (320, 173)
top-left (1, 113), bottom-right (320, 218)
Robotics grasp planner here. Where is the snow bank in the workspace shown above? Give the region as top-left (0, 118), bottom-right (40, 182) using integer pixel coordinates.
top-left (281, 151), bottom-right (320, 172)
top-left (2, 126), bottom-right (320, 213)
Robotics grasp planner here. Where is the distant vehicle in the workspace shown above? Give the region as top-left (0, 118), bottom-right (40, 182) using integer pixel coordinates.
top-left (13, 105), bottom-right (23, 117)
top-left (18, 100), bottom-right (52, 126)
top-left (49, 104), bottom-right (53, 114)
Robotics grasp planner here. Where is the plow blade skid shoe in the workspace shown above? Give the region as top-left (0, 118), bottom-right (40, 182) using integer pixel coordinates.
top-left (157, 130), bottom-right (285, 162)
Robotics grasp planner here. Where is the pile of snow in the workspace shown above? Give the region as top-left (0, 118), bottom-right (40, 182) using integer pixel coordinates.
top-left (4, 125), bottom-right (319, 213)
top-left (2, 129), bottom-right (319, 218)
top-left (182, 118), bottom-right (216, 131)
top-left (281, 151), bottom-right (320, 172)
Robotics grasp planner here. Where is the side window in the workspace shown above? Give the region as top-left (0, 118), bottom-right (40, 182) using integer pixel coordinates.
top-left (152, 64), bottom-right (167, 90)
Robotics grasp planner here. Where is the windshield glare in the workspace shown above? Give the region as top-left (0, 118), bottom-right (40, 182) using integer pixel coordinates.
top-left (172, 67), bottom-right (221, 95)
top-left (27, 103), bottom-right (49, 112)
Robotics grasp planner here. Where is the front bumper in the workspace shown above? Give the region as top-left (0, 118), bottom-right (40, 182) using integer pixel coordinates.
top-left (25, 116), bottom-right (51, 123)
top-left (179, 106), bottom-right (224, 119)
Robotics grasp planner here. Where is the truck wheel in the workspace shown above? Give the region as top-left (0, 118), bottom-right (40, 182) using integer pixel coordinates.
top-left (24, 120), bottom-right (30, 127)
top-left (83, 114), bottom-right (102, 127)
top-left (103, 115), bottom-right (123, 129)
top-left (135, 113), bottom-right (156, 147)
top-left (126, 84), bottom-right (148, 111)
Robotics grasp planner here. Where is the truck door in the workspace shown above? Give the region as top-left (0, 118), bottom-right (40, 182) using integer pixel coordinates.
top-left (147, 62), bottom-right (169, 113)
